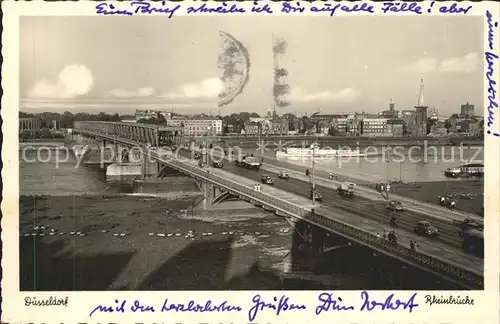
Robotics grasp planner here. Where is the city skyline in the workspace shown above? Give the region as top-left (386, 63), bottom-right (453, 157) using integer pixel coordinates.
top-left (20, 16), bottom-right (483, 116)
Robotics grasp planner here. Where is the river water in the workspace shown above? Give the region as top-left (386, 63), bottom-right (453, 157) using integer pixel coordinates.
top-left (273, 146), bottom-right (484, 183)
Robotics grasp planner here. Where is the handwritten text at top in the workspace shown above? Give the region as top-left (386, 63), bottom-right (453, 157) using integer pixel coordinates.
top-left (94, 1), bottom-right (473, 17)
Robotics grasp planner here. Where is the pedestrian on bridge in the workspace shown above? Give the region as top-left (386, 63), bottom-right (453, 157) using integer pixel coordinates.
top-left (382, 230), bottom-right (387, 240)
top-left (410, 240), bottom-right (419, 253)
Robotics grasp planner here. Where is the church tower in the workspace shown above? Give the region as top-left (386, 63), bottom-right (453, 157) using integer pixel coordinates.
top-left (414, 78), bottom-right (428, 136)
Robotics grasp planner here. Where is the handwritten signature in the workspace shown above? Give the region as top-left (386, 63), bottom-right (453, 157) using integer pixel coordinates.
top-left (485, 10), bottom-right (499, 137)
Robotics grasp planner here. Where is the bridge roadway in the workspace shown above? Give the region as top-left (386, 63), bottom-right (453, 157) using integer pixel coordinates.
top-left (178, 150), bottom-right (482, 255)
top-left (262, 156), bottom-right (483, 222)
top-left (72, 124), bottom-right (483, 288)
top-left (200, 150), bottom-right (482, 227)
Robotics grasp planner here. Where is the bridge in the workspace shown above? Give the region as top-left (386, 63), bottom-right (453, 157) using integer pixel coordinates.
top-left (72, 121), bottom-right (484, 289)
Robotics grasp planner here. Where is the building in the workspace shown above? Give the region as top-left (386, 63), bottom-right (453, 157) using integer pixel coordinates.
top-left (386, 119), bottom-right (405, 137)
top-left (381, 98), bottom-right (399, 118)
top-left (400, 110), bottom-right (417, 136)
top-left (270, 119), bottom-right (289, 135)
top-left (461, 102), bottom-right (475, 117)
top-left (243, 122), bottom-right (260, 135)
top-left (244, 118), bottom-right (289, 135)
top-left (335, 115), bottom-right (362, 136)
top-left (430, 123), bottom-right (448, 136)
top-left (414, 78), bottom-right (429, 137)
top-left (430, 108), bottom-right (439, 120)
top-left (19, 118), bottom-right (42, 132)
top-left (167, 117), bottom-right (222, 136)
top-left (361, 117), bottom-right (389, 136)
top-left (135, 109), bottom-right (172, 121)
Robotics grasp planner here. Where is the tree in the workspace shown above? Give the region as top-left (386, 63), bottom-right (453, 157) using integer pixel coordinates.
top-left (328, 126), bottom-right (339, 136)
top-left (426, 118), bottom-right (437, 134)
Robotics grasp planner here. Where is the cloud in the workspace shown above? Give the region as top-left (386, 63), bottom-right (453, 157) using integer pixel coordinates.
top-left (399, 53), bottom-right (478, 73)
top-left (161, 77), bottom-right (223, 99)
top-left (291, 87), bottom-right (361, 103)
top-left (108, 87), bottom-right (155, 98)
top-left (28, 64), bottom-right (94, 99)
top-left (438, 53), bottom-right (478, 72)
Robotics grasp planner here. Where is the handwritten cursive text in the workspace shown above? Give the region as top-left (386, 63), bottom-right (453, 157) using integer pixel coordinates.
top-left (248, 294), bottom-right (306, 322)
top-left (485, 10), bottom-right (499, 137)
top-left (315, 293), bottom-right (355, 314)
top-left (89, 299), bottom-right (126, 317)
top-left (381, 2), bottom-right (422, 15)
top-left (95, 1), bottom-right (180, 18)
top-left (360, 291), bottom-right (419, 312)
top-left (161, 298), bottom-right (242, 313)
top-left (310, 2), bottom-right (374, 16)
top-left (187, 2), bottom-right (246, 15)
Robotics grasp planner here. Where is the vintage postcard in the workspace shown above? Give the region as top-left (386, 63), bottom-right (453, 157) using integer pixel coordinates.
top-left (2, 1), bottom-right (500, 323)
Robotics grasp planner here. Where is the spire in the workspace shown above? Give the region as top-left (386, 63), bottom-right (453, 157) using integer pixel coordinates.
top-left (390, 97), bottom-right (394, 105)
top-left (417, 77), bottom-right (425, 107)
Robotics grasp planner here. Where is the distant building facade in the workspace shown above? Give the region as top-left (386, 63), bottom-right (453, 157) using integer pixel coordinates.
top-left (135, 109), bottom-right (172, 121)
top-left (361, 117), bottom-right (389, 136)
top-left (244, 118), bottom-right (289, 135)
top-left (167, 117), bottom-right (222, 136)
top-left (386, 119), bottom-right (405, 137)
top-left (19, 118), bottom-right (42, 132)
top-left (460, 102), bottom-right (475, 117)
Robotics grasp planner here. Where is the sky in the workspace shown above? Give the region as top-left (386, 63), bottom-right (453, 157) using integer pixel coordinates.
top-left (20, 16), bottom-right (483, 116)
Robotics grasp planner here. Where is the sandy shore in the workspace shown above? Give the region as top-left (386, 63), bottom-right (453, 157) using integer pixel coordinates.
top-left (391, 180), bottom-right (484, 215)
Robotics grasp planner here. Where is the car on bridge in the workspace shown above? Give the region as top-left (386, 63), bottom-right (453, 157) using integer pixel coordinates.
top-left (337, 182), bottom-right (356, 197)
top-left (261, 175), bottom-right (275, 185)
top-left (459, 218), bottom-right (483, 231)
top-left (385, 200), bottom-right (404, 211)
top-left (212, 161), bottom-right (223, 168)
top-left (308, 188), bottom-right (322, 201)
top-left (413, 221), bottom-right (439, 237)
top-left (278, 171), bottom-right (289, 179)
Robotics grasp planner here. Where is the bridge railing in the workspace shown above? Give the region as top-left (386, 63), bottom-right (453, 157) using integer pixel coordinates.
top-left (155, 153), bottom-right (308, 218)
top-left (306, 210), bottom-right (483, 289)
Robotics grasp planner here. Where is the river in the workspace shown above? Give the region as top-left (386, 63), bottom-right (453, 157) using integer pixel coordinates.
top-left (272, 146), bottom-right (484, 183)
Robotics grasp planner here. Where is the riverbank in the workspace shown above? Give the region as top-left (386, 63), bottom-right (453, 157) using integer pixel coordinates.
top-left (391, 180), bottom-right (484, 215)
top-left (19, 195), bottom-right (462, 290)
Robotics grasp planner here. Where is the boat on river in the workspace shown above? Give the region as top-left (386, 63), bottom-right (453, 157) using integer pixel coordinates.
top-left (444, 163), bottom-right (484, 178)
top-left (276, 143), bottom-right (366, 157)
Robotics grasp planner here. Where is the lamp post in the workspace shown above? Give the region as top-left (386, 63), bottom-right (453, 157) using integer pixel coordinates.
top-left (312, 141), bottom-right (316, 206)
top-left (258, 122), bottom-right (263, 157)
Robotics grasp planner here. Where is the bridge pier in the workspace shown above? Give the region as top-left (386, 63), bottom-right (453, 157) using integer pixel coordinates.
top-left (187, 179), bottom-right (264, 217)
top-left (286, 220), bottom-right (354, 274)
